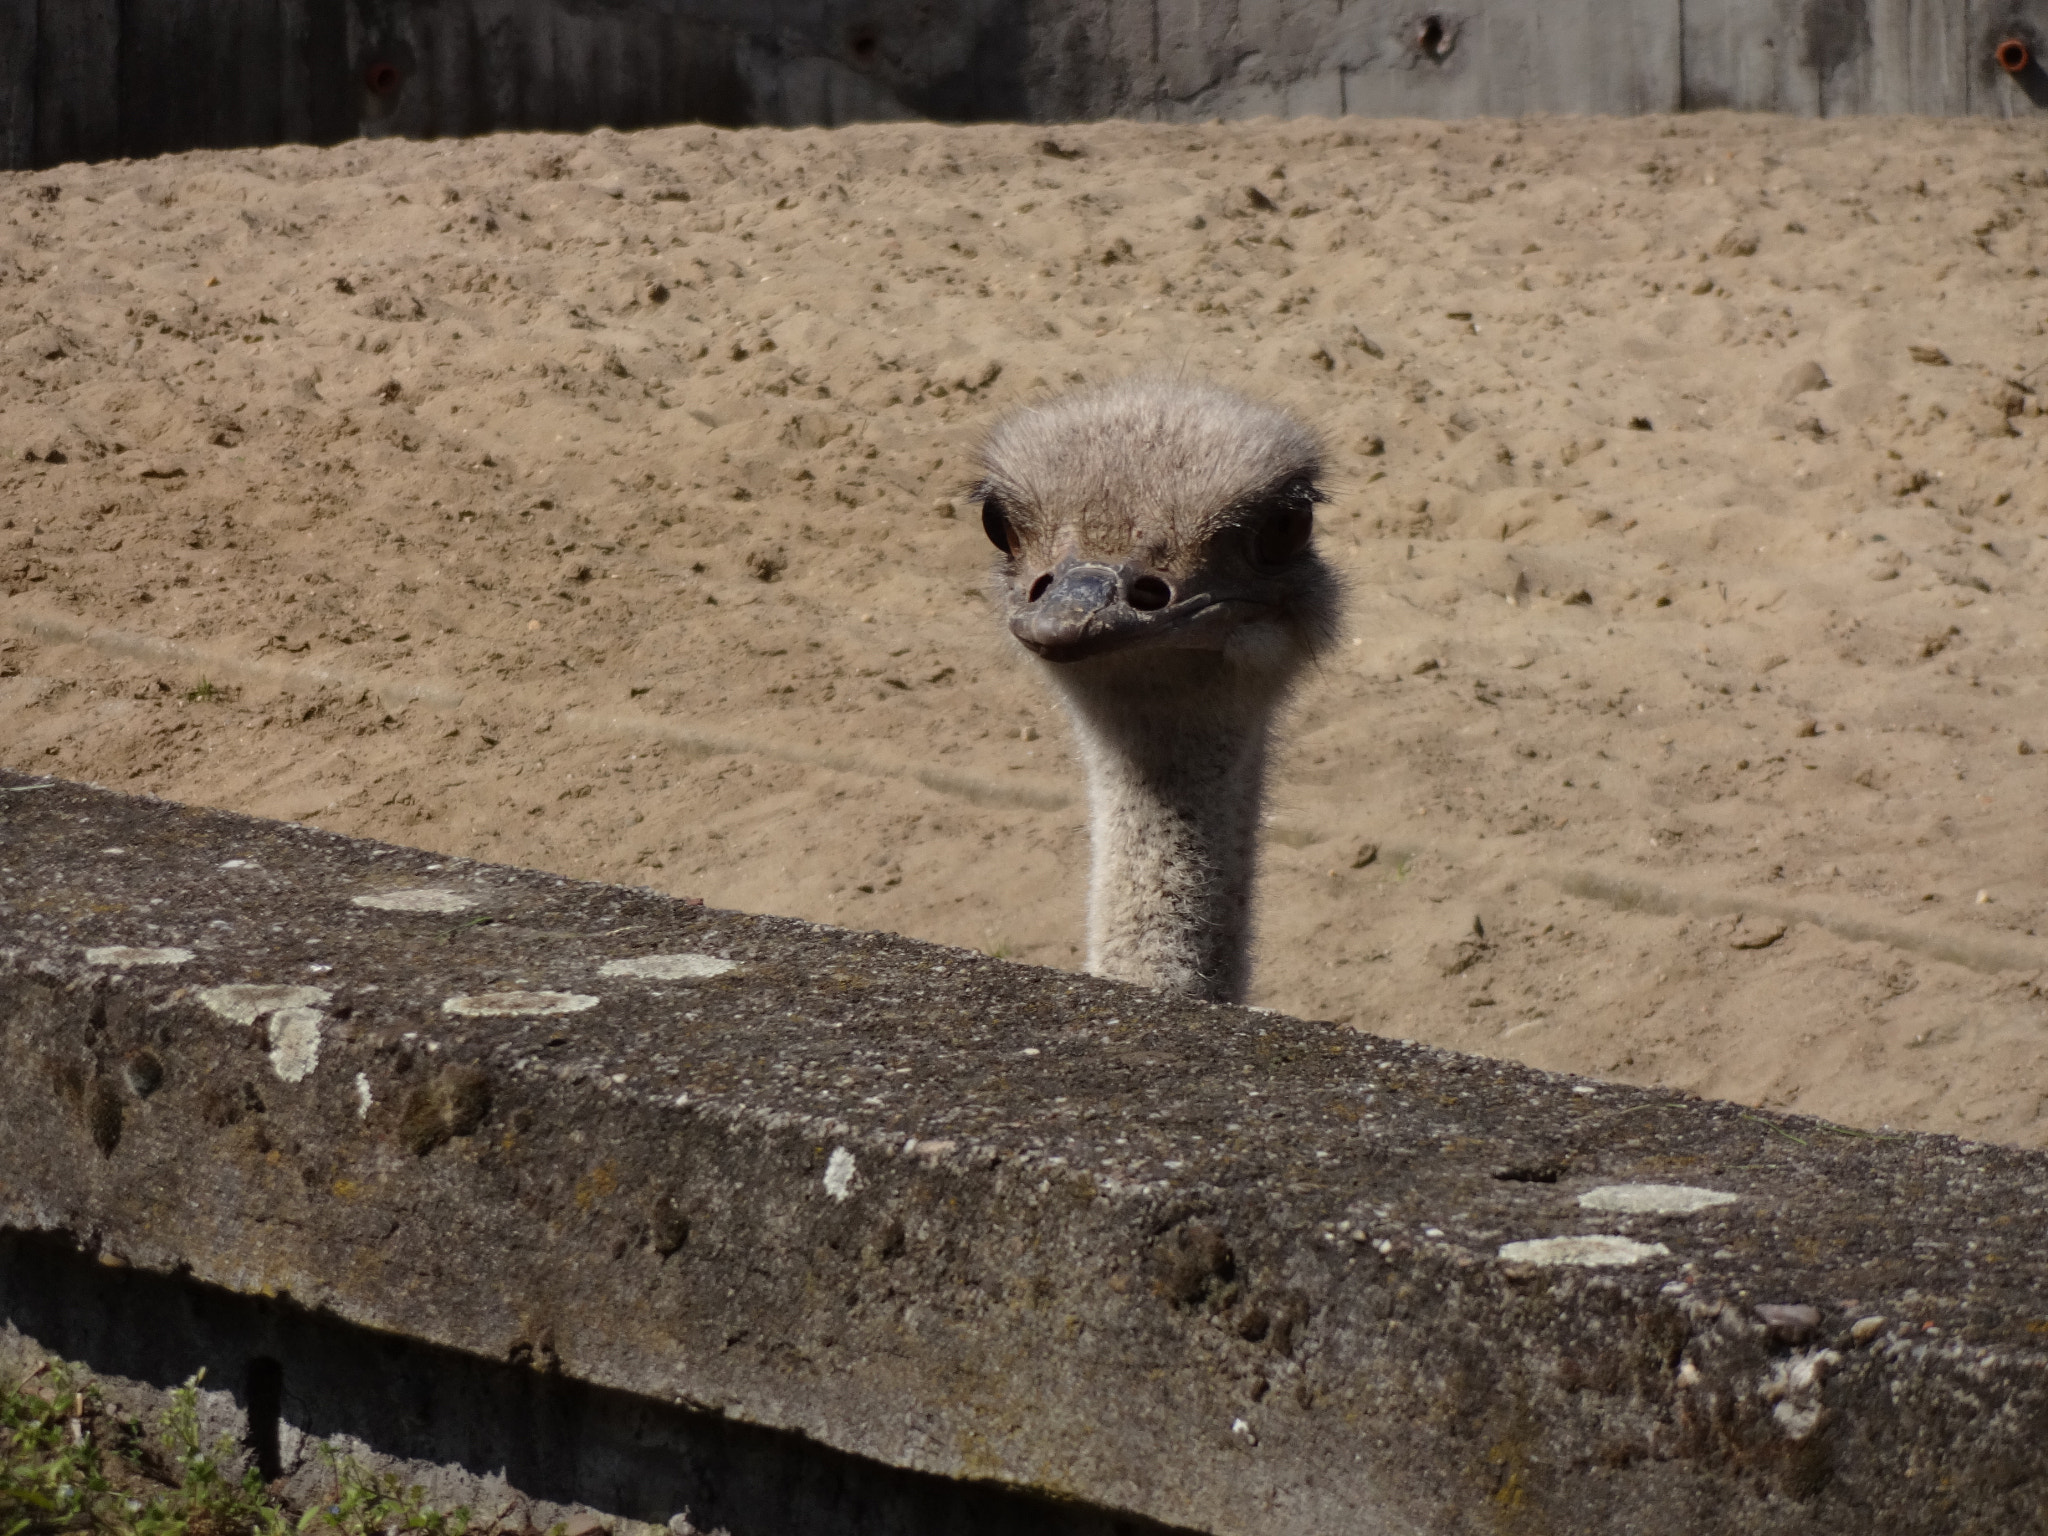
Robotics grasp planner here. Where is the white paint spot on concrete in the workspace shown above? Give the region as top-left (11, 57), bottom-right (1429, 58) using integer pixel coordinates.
top-left (353, 888), bottom-right (478, 914)
top-left (85, 946), bottom-right (193, 967)
top-left (1498, 1235), bottom-right (1671, 1268)
top-left (267, 1007), bottom-right (323, 1083)
top-left (218, 859), bottom-right (256, 870)
top-left (354, 1071), bottom-right (374, 1119)
top-left (441, 991), bottom-right (598, 1018)
top-left (1570, 1085), bottom-right (1598, 1095)
top-left (597, 953), bottom-right (737, 981)
top-left (823, 1146), bottom-right (859, 1202)
top-left (197, 984), bottom-right (332, 1025)
top-left (1578, 1184), bottom-right (1739, 1216)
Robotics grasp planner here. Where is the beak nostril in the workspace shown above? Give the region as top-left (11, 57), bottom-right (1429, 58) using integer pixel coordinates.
top-left (1027, 573), bottom-right (1054, 603)
top-left (1127, 575), bottom-right (1173, 611)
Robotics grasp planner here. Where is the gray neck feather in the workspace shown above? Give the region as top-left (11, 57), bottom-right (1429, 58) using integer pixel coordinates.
top-left (1060, 681), bottom-right (1273, 1004)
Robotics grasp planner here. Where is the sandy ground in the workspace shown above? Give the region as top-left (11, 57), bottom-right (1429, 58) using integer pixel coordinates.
top-left (4, 112), bottom-right (2048, 1145)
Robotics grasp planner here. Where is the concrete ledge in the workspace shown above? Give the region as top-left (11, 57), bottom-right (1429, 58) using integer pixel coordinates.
top-left (4, 767), bottom-right (2048, 1534)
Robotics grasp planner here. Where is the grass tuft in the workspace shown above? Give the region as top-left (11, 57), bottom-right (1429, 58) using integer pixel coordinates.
top-left (2, 1361), bottom-right (481, 1536)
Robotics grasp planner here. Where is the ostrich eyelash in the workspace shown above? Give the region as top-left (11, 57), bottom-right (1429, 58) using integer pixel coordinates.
top-left (977, 487), bottom-right (1019, 555)
top-left (1227, 476), bottom-right (1326, 525)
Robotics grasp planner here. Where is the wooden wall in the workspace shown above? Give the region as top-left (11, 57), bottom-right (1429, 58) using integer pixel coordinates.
top-left (3, 0), bottom-right (2046, 172)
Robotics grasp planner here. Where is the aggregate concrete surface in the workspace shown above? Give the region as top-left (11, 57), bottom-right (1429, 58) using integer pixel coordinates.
top-left (4, 768), bottom-right (2048, 1533)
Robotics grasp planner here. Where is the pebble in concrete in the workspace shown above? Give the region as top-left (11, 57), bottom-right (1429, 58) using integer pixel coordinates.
top-left (1576, 1183), bottom-right (1739, 1215)
top-left (353, 889), bottom-right (478, 913)
top-left (597, 953), bottom-right (737, 981)
top-left (1760, 1348), bottom-right (1840, 1439)
top-left (442, 991), bottom-right (598, 1018)
top-left (1497, 1235), bottom-right (1672, 1267)
top-left (1754, 1302), bottom-right (1823, 1339)
top-left (84, 946), bottom-right (193, 967)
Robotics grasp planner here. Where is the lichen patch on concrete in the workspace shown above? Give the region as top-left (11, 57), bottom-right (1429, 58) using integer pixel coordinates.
top-left (352, 889), bottom-right (478, 914)
top-left (1498, 1235), bottom-right (1672, 1268)
top-left (83, 945), bottom-right (193, 967)
top-left (196, 983), bottom-right (332, 1025)
top-left (597, 953), bottom-right (737, 981)
top-left (1577, 1184), bottom-right (1740, 1216)
top-left (441, 991), bottom-right (598, 1018)
top-left (823, 1146), bottom-right (859, 1202)
top-left (267, 1006), bottom-right (323, 1083)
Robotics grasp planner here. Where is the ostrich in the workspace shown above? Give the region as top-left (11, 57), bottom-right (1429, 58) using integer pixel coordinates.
top-left (976, 377), bottom-right (1342, 1003)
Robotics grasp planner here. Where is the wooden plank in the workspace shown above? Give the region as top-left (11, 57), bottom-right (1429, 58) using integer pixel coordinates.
top-left (278, 0), bottom-right (354, 147)
top-left (1023, 0), bottom-right (1121, 120)
top-left (1682, 0), bottom-right (1812, 112)
top-left (11, 0), bottom-right (2031, 165)
top-left (0, 0), bottom-right (34, 170)
top-left (1333, 0), bottom-right (1682, 120)
top-left (1153, 0), bottom-right (1221, 107)
top-left (117, 0), bottom-right (286, 158)
top-left (1968, 0), bottom-right (2048, 115)
top-left (432, 0), bottom-right (510, 137)
top-left (344, 0), bottom-right (429, 144)
top-left (33, 0), bottom-right (117, 166)
top-left (549, 5), bottom-right (611, 132)
top-left (406, 0), bottom-right (474, 139)
top-left (1823, 0), bottom-right (1968, 115)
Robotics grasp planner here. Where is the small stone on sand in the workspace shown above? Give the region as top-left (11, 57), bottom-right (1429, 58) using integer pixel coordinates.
top-left (1778, 360), bottom-right (1830, 399)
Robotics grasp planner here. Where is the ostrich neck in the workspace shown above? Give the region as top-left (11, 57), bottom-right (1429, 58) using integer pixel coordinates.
top-left (1064, 689), bottom-right (1274, 1004)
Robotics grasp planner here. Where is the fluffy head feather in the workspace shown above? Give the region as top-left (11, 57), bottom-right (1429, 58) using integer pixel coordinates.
top-left (977, 376), bottom-right (1341, 685)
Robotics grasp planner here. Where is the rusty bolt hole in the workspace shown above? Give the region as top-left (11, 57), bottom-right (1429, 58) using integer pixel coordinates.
top-left (1416, 15), bottom-right (1455, 61)
top-left (1997, 38), bottom-right (2031, 74)
top-left (365, 61), bottom-right (403, 96)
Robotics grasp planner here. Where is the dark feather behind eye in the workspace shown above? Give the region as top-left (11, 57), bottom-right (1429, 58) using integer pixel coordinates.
top-left (1249, 478), bottom-right (1319, 565)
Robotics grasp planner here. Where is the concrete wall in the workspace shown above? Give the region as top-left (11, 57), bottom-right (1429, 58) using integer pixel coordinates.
top-left (1, 1231), bottom-right (1159, 1536)
top-left (4, 0), bottom-right (2047, 170)
top-left (8, 766), bottom-right (2048, 1534)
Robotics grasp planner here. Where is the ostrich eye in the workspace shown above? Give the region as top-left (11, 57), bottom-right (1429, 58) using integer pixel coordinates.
top-left (981, 495), bottom-right (1018, 555)
top-left (1249, 484), bottom-right (1316, 565)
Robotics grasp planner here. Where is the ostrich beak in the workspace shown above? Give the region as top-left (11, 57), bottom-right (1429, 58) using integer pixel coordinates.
top-left (1010, 557), bottom-right (1224, 663)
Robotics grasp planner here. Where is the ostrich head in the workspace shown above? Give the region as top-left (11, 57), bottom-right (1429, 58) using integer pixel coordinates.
top-left (976, 377), bottom-right (1343, 1001)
